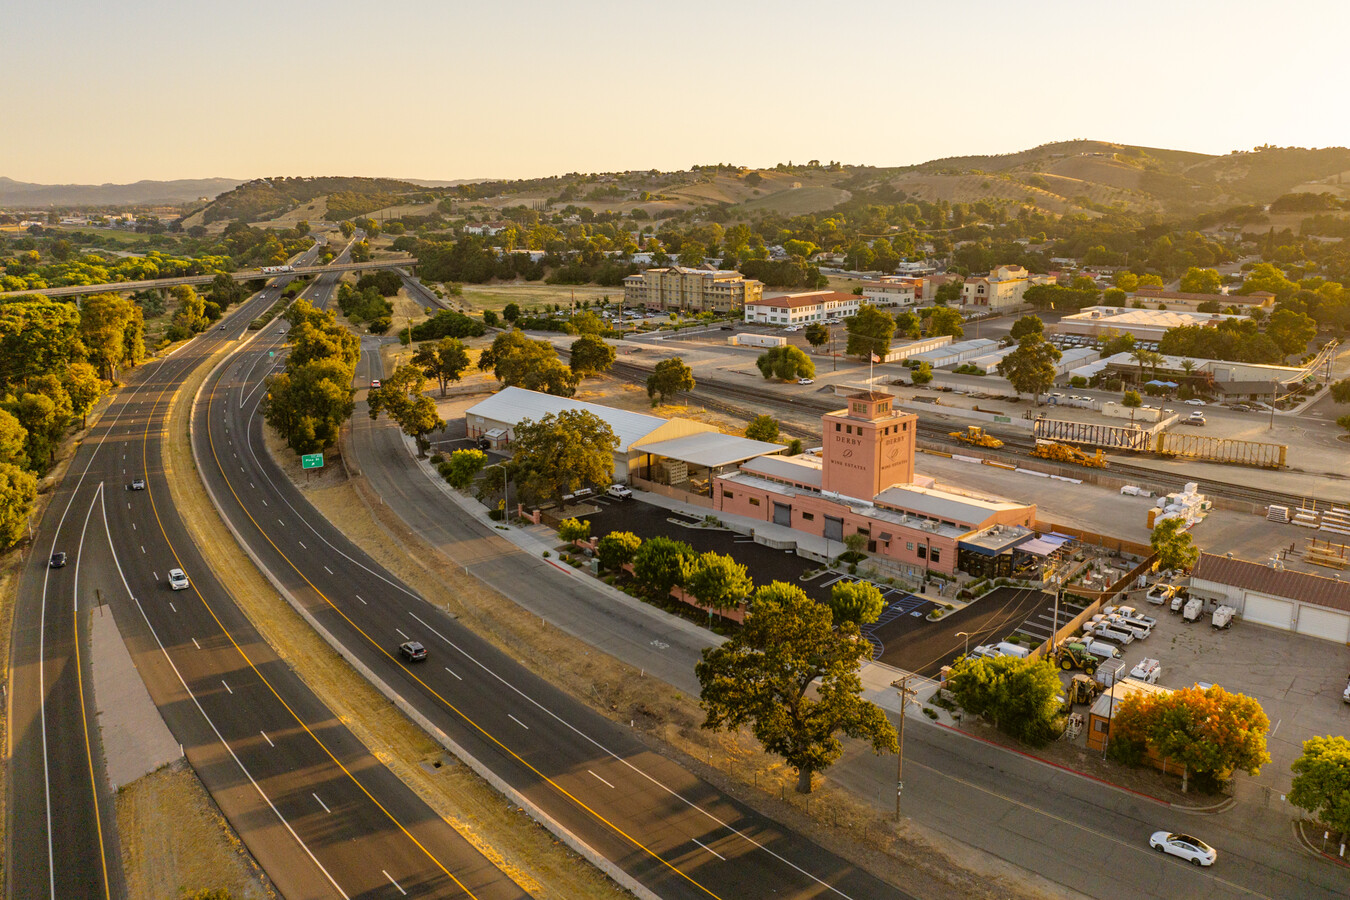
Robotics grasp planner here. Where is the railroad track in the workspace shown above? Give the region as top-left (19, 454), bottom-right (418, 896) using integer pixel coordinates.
top-left (601, 357), bottom-right (1349, 512)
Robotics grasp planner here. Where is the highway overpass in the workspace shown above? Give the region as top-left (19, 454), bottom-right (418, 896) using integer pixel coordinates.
top-left (0, 258), bottom-right (414, 299)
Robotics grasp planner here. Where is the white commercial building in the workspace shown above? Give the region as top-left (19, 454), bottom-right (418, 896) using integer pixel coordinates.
top-left (861, 279), bottom-right (918, 308)
top-left (743, 291), bottom-right (859, 326)
top-left (464, 387), bottom-right (721, 481)
top-left (1189, 552), bottom-right (1350, 642)
top-left (905, 338), bottom-right (999, 368)
top-left (1053, 306), bottom-right (1248, 343)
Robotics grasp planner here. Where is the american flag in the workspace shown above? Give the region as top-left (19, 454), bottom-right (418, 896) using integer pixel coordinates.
top-left (871, 353), bottom-right (881, 363)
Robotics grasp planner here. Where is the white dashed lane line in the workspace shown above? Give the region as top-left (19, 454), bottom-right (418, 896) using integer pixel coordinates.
top-left (588, 769), bottom-right (614, 789)
top-left (261, 730), bottom-right (274, 747)
top-left (508, 714), bottom-right (529, 730)
top-left (692, 838), bottom-right (725, 861)
top-left (221, 680), bottom-right (233, 695)
top-left (313, 793), bottom-right (330, 814)
top-left (396, 628), bottom-right (409, 640)
top-left (444, 667), bottom-right (461, 681)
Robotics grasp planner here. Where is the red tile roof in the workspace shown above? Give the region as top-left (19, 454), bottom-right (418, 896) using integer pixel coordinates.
top-left (1193, 552), bottom-right (1350, 611)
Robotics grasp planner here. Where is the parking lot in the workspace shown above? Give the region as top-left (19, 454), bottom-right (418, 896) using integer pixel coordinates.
top-left (1073, 587), bottom-right (1350, 795)
top-left (871, 587), bottom-right (1051, 677)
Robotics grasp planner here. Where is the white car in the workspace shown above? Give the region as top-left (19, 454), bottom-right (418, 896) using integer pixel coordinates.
top-left (1184, 399), bottom-right (1206, 406)
top-left (606, 484), bottom-right (633, 501)
top-left (167, 568), bottom-right (190, 591)
top-left (1149, 831), bottom-right (1216, 866)
top-left (798, 377), bottom-right (815, 385)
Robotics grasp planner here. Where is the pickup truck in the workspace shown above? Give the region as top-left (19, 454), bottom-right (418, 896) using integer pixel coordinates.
top-left (1084, 622), bottom-right (1135, 645)
top-left (1105, 605), bottom-right (1158, 628)
top-left (1129, 658), bottom-right (1162, 684)
top-left (1145, 584), bottom-right (1175, 605)
top-left (1090, 613), bottom-right (1152, 640)
top-left (606, 484), bottom-right (633, 501)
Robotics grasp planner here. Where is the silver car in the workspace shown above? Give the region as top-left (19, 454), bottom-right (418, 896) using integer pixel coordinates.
top-left (1149, 831), bottom-right (1216, 866)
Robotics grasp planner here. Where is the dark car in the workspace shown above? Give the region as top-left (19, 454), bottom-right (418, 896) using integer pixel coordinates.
top-left (399, 640), bottom-right (427, 662)
top-left (128, 478), bottom-right (146, 491)
top-left (476, 438), bottom-right (491, 451)
top-left (49, 552), bottom-right (67, 568)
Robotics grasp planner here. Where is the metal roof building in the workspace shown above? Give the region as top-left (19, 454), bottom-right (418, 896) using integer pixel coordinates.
top-left (1189, 552), bottom-right (1350, 643)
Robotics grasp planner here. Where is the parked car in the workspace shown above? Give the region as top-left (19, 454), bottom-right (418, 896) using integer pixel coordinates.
top-left (798, 377), bottom-right (815, 385)
top-left (49, 552), bottom-right (67, 569)
top-left (606, 484), bottom-right (633, 501)
top-left (1184, 399), bottom-right (1206, 406)
top-left (1149, 831), bottom-right (1216, 866)
top-left (168, 568), bottom-right (190, 590)
top-left (399, 640), bottom-right (427, 662)
top-left (1185, 411), bottom-right (1206, 426)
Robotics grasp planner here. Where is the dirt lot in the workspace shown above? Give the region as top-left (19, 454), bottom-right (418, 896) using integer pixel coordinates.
top-left (454, 282), bottom-right (617, 314)
top-left (118, 760), bottom-right (272, 900)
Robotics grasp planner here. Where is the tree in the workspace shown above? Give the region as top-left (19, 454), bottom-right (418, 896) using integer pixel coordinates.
top-left (744, 415), bottom-right (780, 443)
top-left (507, 409), bottom-right (618, 506)
top-left (569, 334), bottom-right (615, 378)
top-left (1122, 389), bottom-right (1142, 423)
top-left (1114, 272), bottom-right (1139, 291)
top-left (828, 580), bottom-right (885, 627)
top-left (263, 359), bottom-right (355, 455)
top-left (7, 392), bottom-right (57, 470)
top-left (483, 310), bottom-right (499, 327)
top-left (1339, 414), bottom-right (1350, 434)
top-left (1129, 347), bottom-right (1162, 384)
top-left (1008, 315), bottom-right (1044, 341)
top-left (1102, 288), bottom-right (1127, 307)
top-left (170, 284), bottom-right (208, 335)
top-left (1150, 517), bottom-right (1199, 571)
top-left (935, 280), bottom-right (964, 304)
top-left (910, 361), bottom-right (933, 385)
top-left (926, 306), bottom-right (965, 339)
top-left (62, 362), bottom-right (106, 429)
top-left (1331, 380), bottom-right (1350, 404)
top-left (755, 345), bottom-right (814, 381)
top-left (1112, 685), bottom-right (1270, 793)
top-left (489, 330), bottom-right (578, 397)
top-left (558, 517), bottom-right (590, 543)
top-left (945, 655), bottom-right (1065, 746)
top-left (1266, 308), bottom-right (1317, 356)
top-left (678, 241), bottom-right (707, 267)
top-left (646, 357), bottom-right (695, 405)
top-left (1179, 267), bottom-right (1222, 294)
top-left (411, 337), bottom-right (471, 397)
top-left (367, 365), bottom-right (444, 457)
top-left (996, 334), bottom-right (1061, 404)
top-left (1240, 263), bottom-right (1297, 299)
top-left (503, 303), bottom-right (521, 323)
top-left (596, 530), bottom-right (642, 572)
top-left (696, 581), bottom-right (897, 793)
top-left (78, 294), bottom-right (136, 382)
top-left (804, 322), bottom-right (830, 350)
top-left (0, 410), bottom-right (27, 469)
top-left (844, 303), bottom-right (895, 358)
top-left (684, 551), bottom-right (753, 613)
top-left (1289, 736), bottom-right (1350, 836)
top-left (632, 536), bottom-right (695, 600)
top-left (0, 462), bottom-right (37, 550)
top-left (442, 448), bottom-right (486, 489)
top-left (1138, 274), bottom-right (1164, 288)
top-left (1101, 330), bottom-right (1136, 358)
top-left (893, 310), bottom-right (921, 340)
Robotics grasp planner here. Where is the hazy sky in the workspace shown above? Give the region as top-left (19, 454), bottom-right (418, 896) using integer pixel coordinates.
top-left (6, 0), bottom-right (1347, 183)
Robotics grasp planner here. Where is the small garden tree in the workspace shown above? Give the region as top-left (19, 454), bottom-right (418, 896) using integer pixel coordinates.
top-left (827, 580), bottom-right (885, 627)
top-left (443, 448), bottom-right (486, 489)
top-left (631, 536), bottom-right (695, 599)
top-left (755, 345), bottom-right (815, 381)
top-left (596, 531), bottom-right (642, 572)
top-left (558, 517), bottom-right (590, 544)
top-left (684, 551), bottom-right (753, 613)
top-left (1150, 517), bottom-right (1199, 572)
top-left (1288, 735), bottom-right (1350, 837)
top-left (945, 656), bottom-right (1065, 746)
top-left (745, 414), bottom-right (779, 443)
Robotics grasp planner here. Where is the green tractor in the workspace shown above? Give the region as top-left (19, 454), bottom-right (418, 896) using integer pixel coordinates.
top-left (1055, 642), bottom-right (1100, 676)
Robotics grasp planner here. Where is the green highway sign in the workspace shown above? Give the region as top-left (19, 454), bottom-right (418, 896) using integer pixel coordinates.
top-left (301, 453), bottom-right (324, 470)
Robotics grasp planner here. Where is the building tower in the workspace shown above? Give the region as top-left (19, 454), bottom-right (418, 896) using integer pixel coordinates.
top-left (820, 391), bottom-right (917, 500)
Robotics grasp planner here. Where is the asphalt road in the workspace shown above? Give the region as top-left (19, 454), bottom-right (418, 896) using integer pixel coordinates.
top-left (195, 305), bottom-right (915, 898)
top-left (8, 245), bottom-right (533, 900)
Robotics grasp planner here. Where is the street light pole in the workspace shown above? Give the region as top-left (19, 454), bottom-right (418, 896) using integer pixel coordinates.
top-left (956, 631), bottom-right (971, 658)
top-left (892, 675), bottom-right (917, 822)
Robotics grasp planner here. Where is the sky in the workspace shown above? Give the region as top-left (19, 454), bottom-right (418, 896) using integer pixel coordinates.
top-left (6, 0), bottom-right (1349, 184)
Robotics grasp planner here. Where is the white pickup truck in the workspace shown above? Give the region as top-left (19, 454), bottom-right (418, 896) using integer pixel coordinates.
top-left (606, 484), bottom-right (633, 501)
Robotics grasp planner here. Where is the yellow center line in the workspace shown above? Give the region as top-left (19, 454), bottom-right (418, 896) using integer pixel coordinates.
top-left (209, 350), bottom-right (724, 899)
top-left (144, 333), bottom-right (482, 898)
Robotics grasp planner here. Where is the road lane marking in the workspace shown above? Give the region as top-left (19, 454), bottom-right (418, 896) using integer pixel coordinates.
top-left (169, 603), bottom-right (176, 613)
top-left (221, 680), bottom-right (233, 695)
top-left (588, 770), bottom-right (614, 789)
top-left (261, 731), bottom-right (273, 748)
top-left (396, 628), bottom-right (409, 639)
top-left (192, 638), bottom-right (201, 650)
top-left (356, 594), bottom-right (367, 605)
top-left (140, 545), bottom-right (145, 554)
top-left (324, 566), bottom-right (333, 574)
top-left (382, 871), bottom-right (407, 896)
top-left (313, 793), bottom-right (330, 814)
top-left (692, 838), bottom-right (725, 861)
top-left (444, 667), bottom-right (461, 680)
top-left (298, 541), bottom-right (307, 550)
top-left (508, 714), bottom-right (529, 730)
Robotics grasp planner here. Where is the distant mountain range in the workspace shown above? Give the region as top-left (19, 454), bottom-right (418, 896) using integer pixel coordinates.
top-left (0, 177), bottom-right (246, 208)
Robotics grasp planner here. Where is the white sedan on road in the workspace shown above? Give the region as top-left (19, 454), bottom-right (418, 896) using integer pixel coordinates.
top-left (1149, 831), bottom-right (1216, 866)
top-left (798, 377), bottom-right (815, 385)
top-left (1184, 399), bottom-right (1206, 406)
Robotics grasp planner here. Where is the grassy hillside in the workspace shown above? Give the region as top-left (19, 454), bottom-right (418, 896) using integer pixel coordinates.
top-left (200, 176), bottom-right (432, 224)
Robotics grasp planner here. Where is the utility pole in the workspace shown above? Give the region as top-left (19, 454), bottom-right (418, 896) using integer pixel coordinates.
top-left (891, 675), bottom-right (917, 821)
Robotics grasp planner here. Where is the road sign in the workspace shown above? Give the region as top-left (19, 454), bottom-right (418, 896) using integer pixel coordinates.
top-left (301, 453), bottom-right (324, 470)
top-left (269, 351), bottom-right (275, 358)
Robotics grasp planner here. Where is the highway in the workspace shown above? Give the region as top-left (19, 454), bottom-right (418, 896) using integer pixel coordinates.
top-left (194, 267), bottom-right (911, 898)
top-left (7, 245), bottom-right (533, 899)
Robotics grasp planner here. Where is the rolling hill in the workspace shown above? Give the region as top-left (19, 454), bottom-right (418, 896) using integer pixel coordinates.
top-left (0, 176), bottom-right (243, 208)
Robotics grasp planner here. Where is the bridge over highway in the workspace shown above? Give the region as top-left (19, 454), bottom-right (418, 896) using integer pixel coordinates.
top-left (0, 258), bottom-right (415, 299)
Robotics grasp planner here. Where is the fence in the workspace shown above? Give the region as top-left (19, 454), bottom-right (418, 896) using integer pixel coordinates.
top-left (630, 475), bottom-right (715, 509)
top-left (1029, 554), bottom-right (1157, 660)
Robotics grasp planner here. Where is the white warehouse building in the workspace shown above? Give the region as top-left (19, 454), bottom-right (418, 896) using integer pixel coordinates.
top-left (1188, 552), bottom-right (1350, 643)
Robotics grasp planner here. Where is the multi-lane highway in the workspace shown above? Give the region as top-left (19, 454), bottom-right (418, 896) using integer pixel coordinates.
top-left (8, 244), bottom-right (534, 899)
top-left (195, 264), bottom-right (909, 898)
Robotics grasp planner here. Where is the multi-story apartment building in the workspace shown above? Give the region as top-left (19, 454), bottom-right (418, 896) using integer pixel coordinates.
top-left (861, 278), bottom-right (918, 308)
top-left (622, 266), bottom-right (764, 313)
